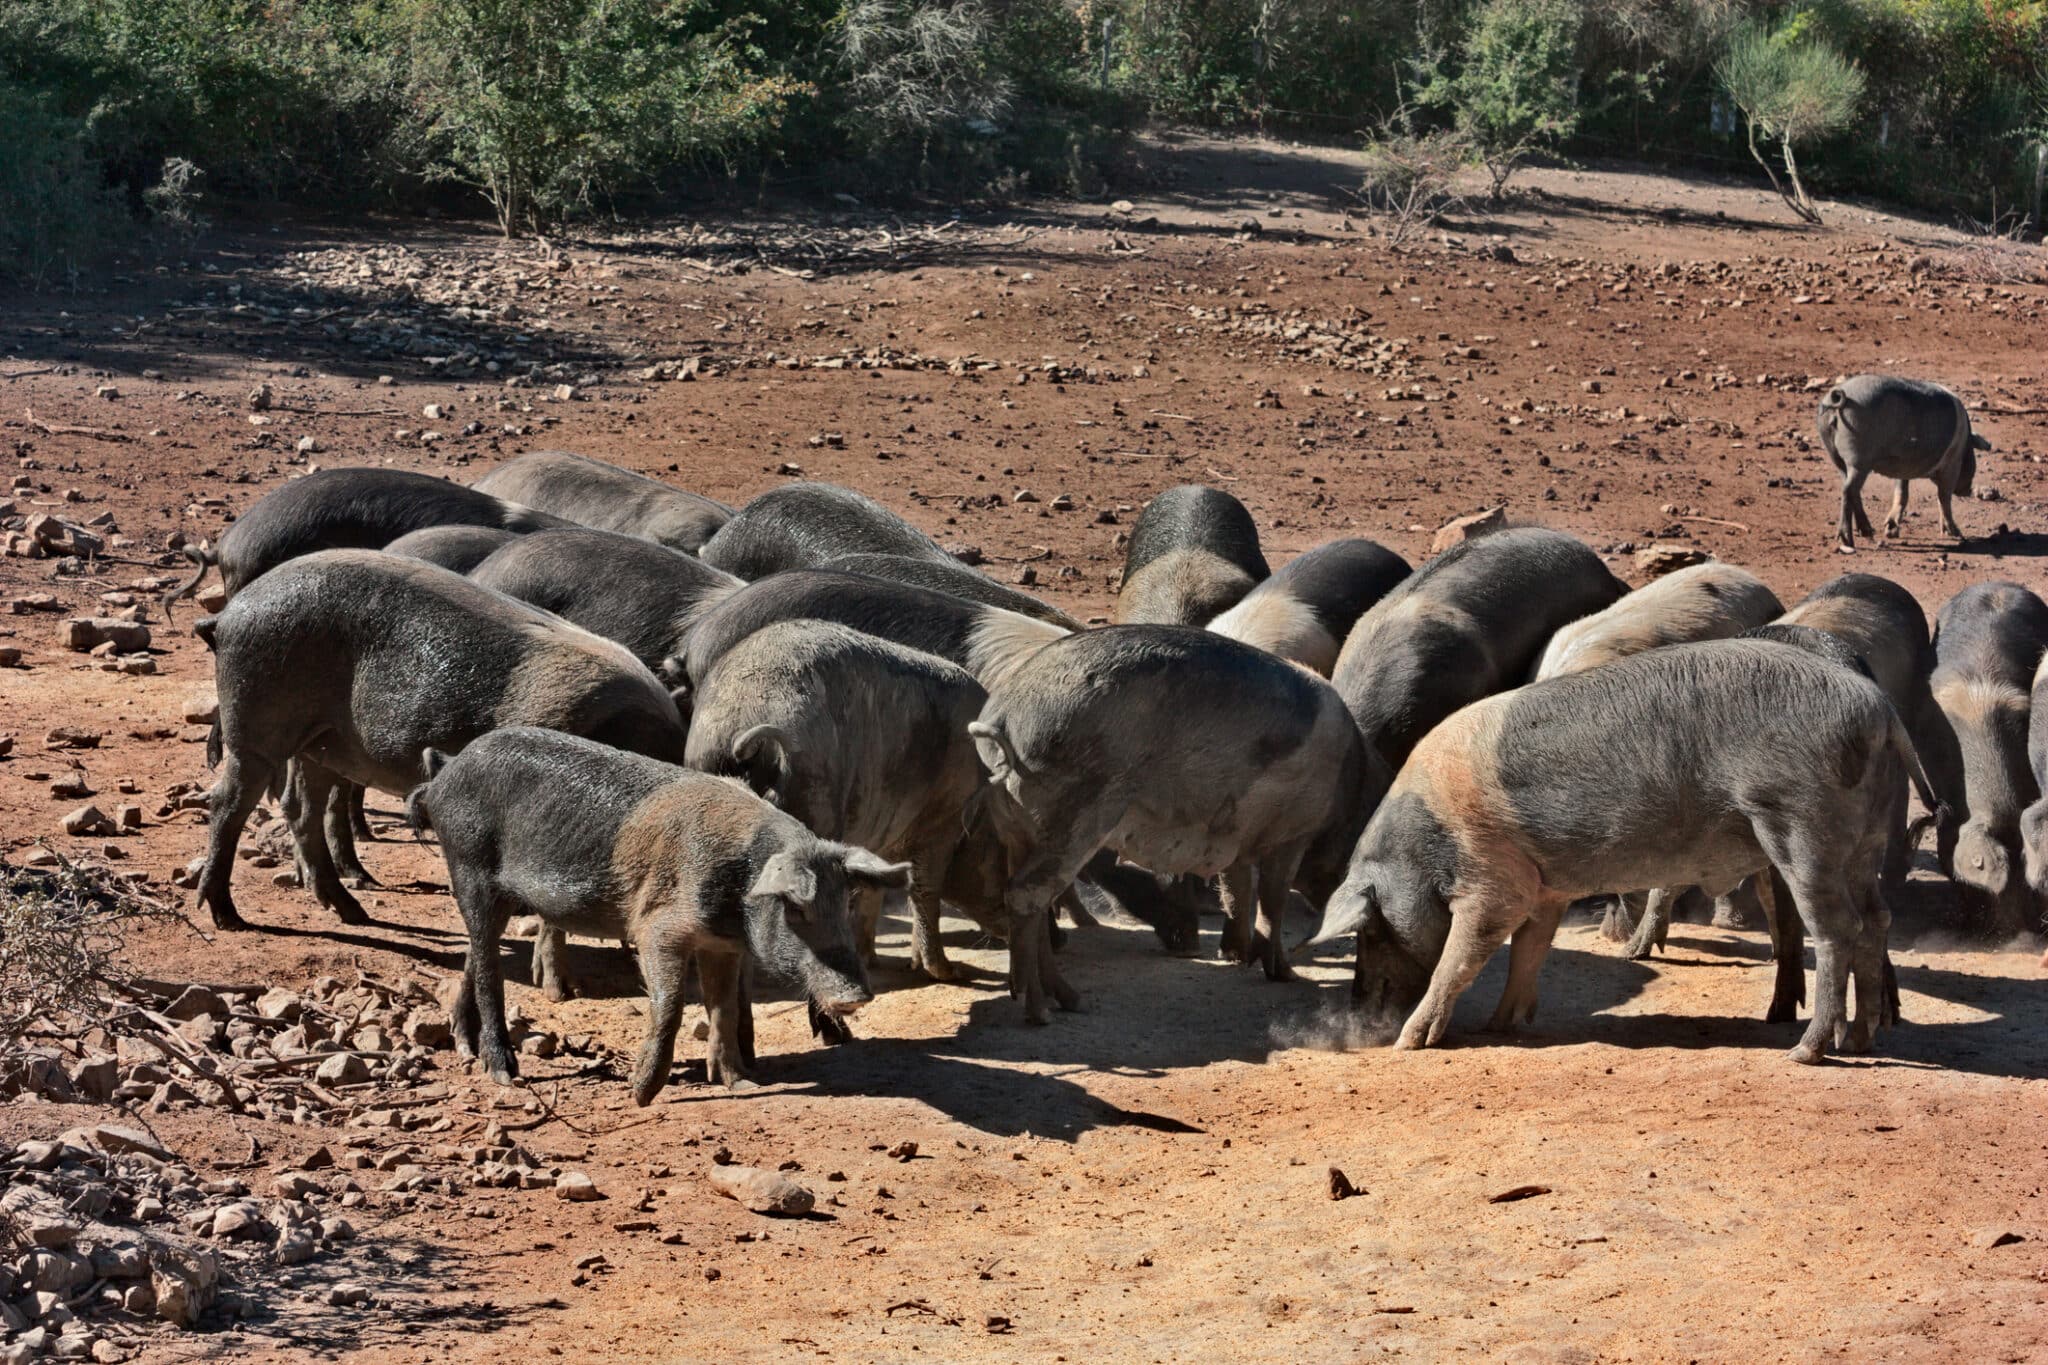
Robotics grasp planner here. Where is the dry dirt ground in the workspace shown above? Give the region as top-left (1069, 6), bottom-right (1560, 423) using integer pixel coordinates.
top-left (4, 136), bottom-right (2048, 1362)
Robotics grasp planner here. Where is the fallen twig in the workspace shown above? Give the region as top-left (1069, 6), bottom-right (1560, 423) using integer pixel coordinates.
top-left (23, 408), bottom-right (132, 443)
top-left (1678, 515), bottom-right (1750, 532)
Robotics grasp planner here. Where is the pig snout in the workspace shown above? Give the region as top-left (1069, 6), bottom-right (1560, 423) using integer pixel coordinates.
top-left (1955, 823), bottom-right (2015, 899)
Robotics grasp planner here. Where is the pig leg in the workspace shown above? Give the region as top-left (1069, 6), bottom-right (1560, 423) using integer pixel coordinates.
top-left (1934, 477), bottom-right (1963, 540)
top-left (1488, 895), bottom-right (1566, 1031)
top-left (1624, 886), bottom-right (1679, 960)
top-left (447, 868), bottom-right (518, 1086)
top-left (1396, 899), bottom-right (1514, 1051)
top-left (1755, 866), bottom-right (1807, 1024)
top-left (908, 839), bottom-right (960, 982)
top-left (1004, 848), bottom-right (1090, 1024)
top-left (1254, 846), bottom-right (1307, 981)
top-left (1058, 886), bottom-right (1100, 929)
top-left (531, 927), bottom-right (573, 1002)
top-left (692, 949), bottom-right (751, 1090)
top-left (1772, 857), bottom-right (1858, 1064)
top-left (197, 750), bottom-right (275, 932)
top-left (347, 782), bottom-right (373, 844)
top-left (286, 761), bottom-right (370, 925)
top-left (1216, 863), bottom-right (1258, 968)
top-left (1884, 478), bottom-right (1909, 539)
top-left (630, 928), bottom-right (699, 1105)
top-left (324, 780), bottom-right (378, 889)
top-left (1837, 468), bottom-right (1874, 550)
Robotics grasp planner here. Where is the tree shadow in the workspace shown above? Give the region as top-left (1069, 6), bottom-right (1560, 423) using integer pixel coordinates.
top-left (215, 1228), bottom-right (568, 1355)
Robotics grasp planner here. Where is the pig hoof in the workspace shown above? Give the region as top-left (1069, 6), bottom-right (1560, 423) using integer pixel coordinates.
top-left (1834, 542), bottom-right (1856, 556)
top-left (1786, 1041), bottom-right (1825, 1065)
top-left (726, 1077), bottom-right (761, 1094)
top-left (208, 904), bottom-right (253, 932)
top-left (332, 902), bottom-right (372, 927)
top-left (915, 953), bottom-right (957, 983)
top-left (486, 1064), bottom-right (519, 1088)
top-left (341, 872), bottom-right (380, 890)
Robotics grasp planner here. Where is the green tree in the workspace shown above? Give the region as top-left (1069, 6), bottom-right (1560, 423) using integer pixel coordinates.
top-left (392, 0), bottom-right (802, 234)
top-left (1715, 18), bottom-right (1865, 225)
top-left (1429, 0), bottom-right (1584, 201)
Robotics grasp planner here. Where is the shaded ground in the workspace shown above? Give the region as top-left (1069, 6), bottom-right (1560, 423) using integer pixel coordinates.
top-left (2, 141), bottom-right (2046, 1362)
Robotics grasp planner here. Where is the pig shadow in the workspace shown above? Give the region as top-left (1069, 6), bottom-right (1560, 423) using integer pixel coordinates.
top-left (1528, 910), bottom-right (2048, 1080)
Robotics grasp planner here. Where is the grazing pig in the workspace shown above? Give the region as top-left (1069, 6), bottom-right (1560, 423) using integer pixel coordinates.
top-left (1773, 574), bottom-right (1946, 870)
top-left (698, 482), bottom-right (954, 579)
top-left (1927, 581), bottom-right (2048, 935)
top-left (1207, 538), bottom-right (1411, 675)
top-left (1314, 640), bottom-right (1938, 1063)
top-left (686, 621), bottom-right (1000, 981)
top-left (671, 569), bottom-right (1191, 944)
top-left (383, 525), bottom-right (522, 574)
top-left (469, 527), bottom-right (741, 681)
top-left (406, 727), bottom-right (906, 1101)
top-left (822, 552), bottom-right (1079, 628)
top-left (1534, 562), bottom-right (1783, 951)
top-left (472, 450), bottom-right (731, 553)
top-left (969, 627), bottom-right (1378, 1023)
top-left (1113, 485), bottom-right (1270, 626)
top-left (678, 569), bottom-right (1068, 692)
top-left (1531, 562), bottom-right (1782, 681)
top-left (1332, 528), bottom-right (1626, 769)
top-left (164, 467), bottom-right (569, 614)
top-left (1819, 375), bottom-right (1989, 551)
top-left (191, 551), bottom-right (686, 931)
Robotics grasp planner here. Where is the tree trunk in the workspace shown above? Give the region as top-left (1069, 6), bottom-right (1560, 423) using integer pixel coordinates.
top-left (1743, 116), bottom-right (1816, 226)
top-left (1780, 132), bottom-right (1822, 225)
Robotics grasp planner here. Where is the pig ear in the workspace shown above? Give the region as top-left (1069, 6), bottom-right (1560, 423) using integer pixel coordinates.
top-left (1308, 883), bottom-right (1380, 946)
top-left (748, 851), bottom-right (817, 911)
top-left (842, 846), bottom-right (914, 891)
top-left (968, 720), bottom-right (1019, 781)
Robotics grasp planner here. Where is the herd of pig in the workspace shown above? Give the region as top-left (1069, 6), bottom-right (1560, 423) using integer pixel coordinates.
top-left (155, 375), bottom-right (2038, 1099)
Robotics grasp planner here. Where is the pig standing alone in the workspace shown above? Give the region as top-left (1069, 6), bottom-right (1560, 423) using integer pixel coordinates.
top-left (192, 551), bottom-right (686, 930)
top-left (1206, 538), bottom-right (1410, 676)
top-left (686, 621), bottom-right (1002, 982)
top-left (472, 451), bottom-right (732, 553)
top-left (1113, 485), bottom-right (1270, 627)
top-left (164, 467), bottom-right (568, 614)
top-left (1819, 375), bottom-right (1990, 551)
top-left (1927, 581), bottom-right (2048, 936)
top-left (1333, 527), bottom-right (1626, 769)
top-left (407, 728), bottom-right (907, 1102)
top-left (970, 626), bottom-right (1381, 1023)
top-left (1314, 640), bottom-right (1940, 1063)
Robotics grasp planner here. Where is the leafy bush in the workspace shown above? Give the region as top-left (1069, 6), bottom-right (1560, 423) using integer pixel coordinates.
top-left (391, 0), bottom-right (805, 233)
top-left (0, 78), bottom-right (128, 286)
top-left (1717, 17), bottom-right (1865, 223)
top-left (1423, 0), bottom-right (1584, 200)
